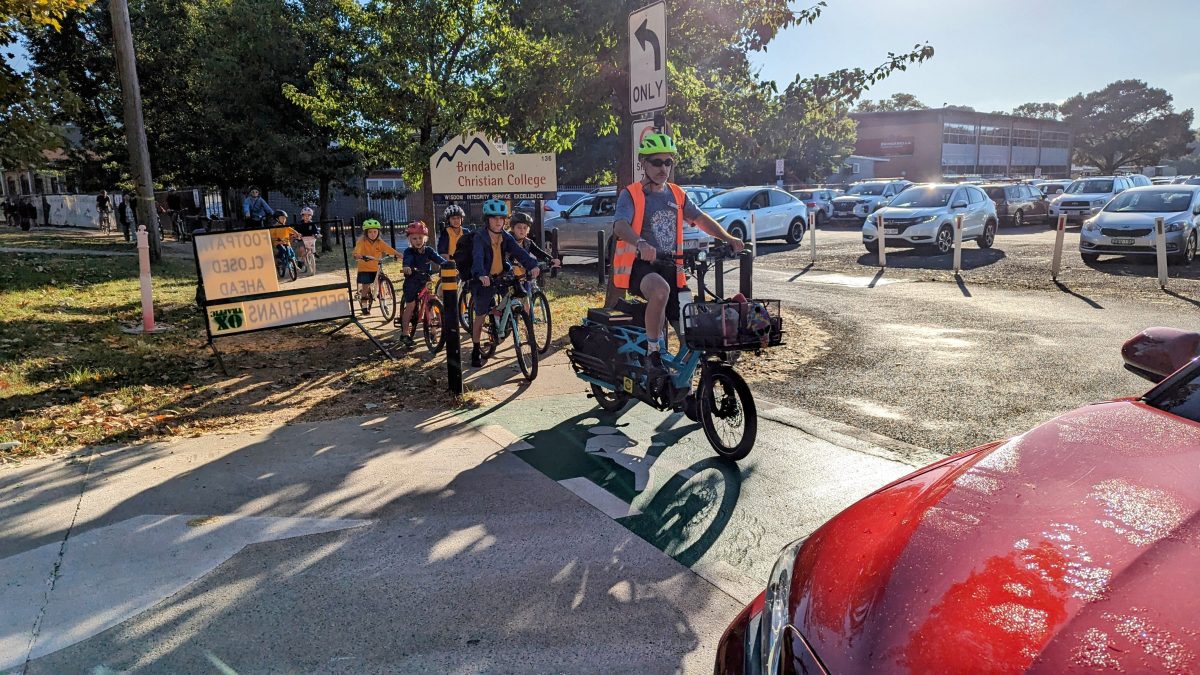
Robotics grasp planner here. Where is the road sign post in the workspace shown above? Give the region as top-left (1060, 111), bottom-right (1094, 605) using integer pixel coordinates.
top-left (629, 2), bottom-right (667, 116)
top-left (776, 158), bottom-right (785, 188)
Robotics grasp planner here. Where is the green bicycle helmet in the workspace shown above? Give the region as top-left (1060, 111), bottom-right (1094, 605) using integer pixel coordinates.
top-left (362, 218), bottom-right (382, 230)
top-left (637, 132), bottom-right (678, 156)
top-left (482, 199), bottom-right (509, 217)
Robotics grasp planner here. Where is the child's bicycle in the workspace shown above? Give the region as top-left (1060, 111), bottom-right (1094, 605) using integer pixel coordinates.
top-left (462, 262), bottom-right (556, 354)
top-left (358, 255), bottom-right (397, 322)
top-left (478, 272), bottom-right (539, 382)
top-left (276, 241), bottom-right (300, 282)
top-left (566, 242), bottom-right (783, 461)
top-left (299, 234), bottom-right (318, 276)
top-left (400, 269), bottom-right (446, 356)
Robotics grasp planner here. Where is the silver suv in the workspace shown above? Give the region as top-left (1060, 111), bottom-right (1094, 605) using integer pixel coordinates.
top-left (1049, 176), bottom-right (1133, 223)
top-left (830, 179), bottom-right (913, 224)
top-left (545, 189), bottom-right (712, 256)
top-left (863, 183), bottom-right (999, 254)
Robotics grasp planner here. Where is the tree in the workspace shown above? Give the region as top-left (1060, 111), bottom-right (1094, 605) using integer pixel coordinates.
top-left (1011, 101), bottom-right (1061, 121)
top-left (2, 0), bottom-right (94, 169)
top-left (1061, 80), bottom-right (1195, 174)
top-left (855, 92), bottom-right (928, 113)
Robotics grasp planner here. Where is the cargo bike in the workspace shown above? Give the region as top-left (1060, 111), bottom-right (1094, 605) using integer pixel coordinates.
top-left (566, 242), bottom-right (783, 461)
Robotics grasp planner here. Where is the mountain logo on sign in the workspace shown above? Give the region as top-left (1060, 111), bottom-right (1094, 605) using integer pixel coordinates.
top-left (435, 136), bottom-right (491, 167)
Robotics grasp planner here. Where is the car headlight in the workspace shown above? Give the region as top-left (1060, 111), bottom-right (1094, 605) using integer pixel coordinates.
top-left (1083, 220), bottom-right (1100, 232)
top-left (916, 215), bottom-right (939, 224)
top-left (1164, 220), bottom-right (1186, 232)
top-left (1091, 200), bottom-right (1105, 207)
top-left (761, 537), bottom-right (807, 675)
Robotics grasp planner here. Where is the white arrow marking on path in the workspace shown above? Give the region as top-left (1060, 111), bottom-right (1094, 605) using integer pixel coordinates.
top-left (1, 514), bottom-right (368, 670)
top-left (585, 427), bottom-right (655, 491)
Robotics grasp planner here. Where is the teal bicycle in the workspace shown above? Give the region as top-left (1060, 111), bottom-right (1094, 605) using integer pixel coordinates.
top-left (478, 272), bottom-right (539, 382)
top-left (567, 243), bottom-right (782, 461)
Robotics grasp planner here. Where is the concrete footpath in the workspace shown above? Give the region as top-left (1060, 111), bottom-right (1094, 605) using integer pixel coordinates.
top-left (1, 409), bottom-right (741, 673)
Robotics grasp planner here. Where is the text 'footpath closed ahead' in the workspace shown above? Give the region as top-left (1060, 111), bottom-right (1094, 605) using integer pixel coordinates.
top-left (206, 287), bottom-right (350, 336)
top-left (429, 133), bottom-right (557, 200)
top-left (194, 229), bottom-right (278, 301)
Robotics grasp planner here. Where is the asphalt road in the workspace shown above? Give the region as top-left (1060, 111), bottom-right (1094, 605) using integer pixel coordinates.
top-left (738, 225), bottom-right (1200, 453)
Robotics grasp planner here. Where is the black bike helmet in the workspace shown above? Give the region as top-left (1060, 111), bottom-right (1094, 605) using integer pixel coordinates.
top-left (444, 204), bottom-right (466, 218)
top-left (510, 212), bottom-right (533, 225)
top-left (273, 209), bottom-right (287, 219)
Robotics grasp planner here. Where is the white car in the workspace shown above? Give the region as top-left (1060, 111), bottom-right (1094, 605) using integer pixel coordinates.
top-left (1079, 185), bottom-right (1200, 266)
top-left (699, 187), bottom-right (809, 245)
top-left (1049, 176), bottom-right (1134, 223)
top-left (830, 179), bottom-right (914, 224)
top-left (792, 188), bottom-right (836, 225)
top-left (863, 183), bottom-right (999, 254)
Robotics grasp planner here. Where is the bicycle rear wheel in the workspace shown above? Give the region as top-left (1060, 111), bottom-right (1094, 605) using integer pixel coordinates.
top-left (423, 298), bottom-right (446, 355)
top-left (377, 277), bottom-right (396, 322)
top-left (699, 364), bottom-right (757, 461)
top-left (512, 308), bottom-right (538, 381)
top-left (530, 290), bottom-right (552, 355)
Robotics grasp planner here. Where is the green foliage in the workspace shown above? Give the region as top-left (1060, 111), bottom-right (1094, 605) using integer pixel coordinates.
top-left (1011, 101), bottom-right (1061, 121)
top-left (855, 92), bottom-right (928, 113)
top-left (1062, 80), bottom-right (1195, 174)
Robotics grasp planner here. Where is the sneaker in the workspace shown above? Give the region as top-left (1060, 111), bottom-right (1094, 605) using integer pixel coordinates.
top-left (401, 334), bottom-right (415, 348)
top-left (470, 345), bottom-right (482, 368)
top-left (360, 307), bottom-right (369, 316)
top-left (645, 350), bottom-right (667, 377)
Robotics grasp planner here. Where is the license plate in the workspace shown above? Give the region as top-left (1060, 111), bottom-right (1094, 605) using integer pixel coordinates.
top-left (834, 209), bottom-right (850, 215)
top-left (683, 238), bottom-right (701, 250)
top-left (883, 228), bottom-right (899, 235)
top-left (1112, 238), bottom-right (1135, 245)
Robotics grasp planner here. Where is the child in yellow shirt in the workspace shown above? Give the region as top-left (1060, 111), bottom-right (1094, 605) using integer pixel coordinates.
top-left (352, 219), bottom-right (400, 315)
top-left (268, 210), bottom-right (300, 278)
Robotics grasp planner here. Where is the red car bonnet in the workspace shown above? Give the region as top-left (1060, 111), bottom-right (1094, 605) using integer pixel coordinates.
top-left (787, 400), bottom-right (1200, 673)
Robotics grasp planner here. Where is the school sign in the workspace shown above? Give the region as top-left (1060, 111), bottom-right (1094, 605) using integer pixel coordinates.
top-left (428, 133), bottom-right (557, 201)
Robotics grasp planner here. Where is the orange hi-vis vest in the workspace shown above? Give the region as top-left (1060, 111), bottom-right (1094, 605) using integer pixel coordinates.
top-left (612, 182), bottom-right (688, 290)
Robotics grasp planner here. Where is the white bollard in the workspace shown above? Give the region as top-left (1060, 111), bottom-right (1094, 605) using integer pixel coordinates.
top-left (1156, 217), bottom-right (1169, 289)
top-left (136, 225), bottom-right (156, 332)
top-left (953, 214), bottom-right (964, 274)
top-left (1051, 214), bottom-right (1066, 281)
top-left (750, 211), bottom-right (757, 258)
top-left (876, 212), bottom-right (887, 267)
top-left (808, 211), bottom-right (817, 263)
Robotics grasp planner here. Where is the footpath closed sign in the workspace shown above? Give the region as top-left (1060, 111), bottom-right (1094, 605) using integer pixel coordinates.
top-left (429, 133), bottom-right (557, 200)
top-left (194, 229), bottom-right (279, 300)
top-left (204, 286), bottom-right (350, 336)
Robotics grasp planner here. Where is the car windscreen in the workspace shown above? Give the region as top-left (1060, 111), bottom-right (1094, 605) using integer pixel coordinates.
top-left (1104, 190), bottom-right (1192, 213)
top-left (1149, 362), bottom-right (1200, 424)
top-left (847, 183), bottom-right (887, 196)
top-left (984, 187), bottom-right (1007, 200)
top-left (888, 186), bottom-right (954, 208)
top-left (558, 192), bottom-right (586, 206)
top-left (1067, 180), bottom-right (1114, 194)
top-left (794, 191), bottom-right (814, 200)
top-left (701, 189), bottom-right (754, 210)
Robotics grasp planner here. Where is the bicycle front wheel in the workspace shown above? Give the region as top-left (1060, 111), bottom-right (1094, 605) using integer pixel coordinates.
top-left (699, 364), bottom-right (757, 461)
top-left (530, 290), bottom-right (552, 355)
top-left (288, 260), bottom-right (298, 282)
top-left (305, 250), bottom-right (317, 276)
top-left (511, 309), bottom-right (538, 381)
top-left (458, 287), bottom-right (473, 331)
top-left (423, 298), bottom-right (446, 356)
top-left (378, 277), bottom-right (396, 322)
top-left (481, 313), bottom-right (499, 359)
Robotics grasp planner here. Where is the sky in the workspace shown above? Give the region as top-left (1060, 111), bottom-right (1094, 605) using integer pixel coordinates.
top-left (749, 0), bottom-right (1199, 117)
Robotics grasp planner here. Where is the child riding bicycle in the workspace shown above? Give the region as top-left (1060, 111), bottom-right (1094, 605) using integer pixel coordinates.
top-left (353, 219), bottom-right (400, 316)
top-left (295, 206), bottom-right (320, 273)
top-left (507, 212), bottom-right (560, 312)
top-left (396, 220), bottom-right (448, 346)
top-left (269, 210), bottom-right (300, 277)
top-left (470, 200), bottom-right (540, 368)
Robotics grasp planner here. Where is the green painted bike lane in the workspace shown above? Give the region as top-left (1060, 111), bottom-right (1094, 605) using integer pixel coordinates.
top-left (470, 392), bottom-right (922, 601)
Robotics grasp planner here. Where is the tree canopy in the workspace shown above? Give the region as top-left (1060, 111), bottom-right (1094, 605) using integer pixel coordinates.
top-left (855, 92), bottom-right (928, 113)
top-left (1011, 101), bottom-right (1061, 121)
top-left (1061, 80), bottom-right (1194, 174)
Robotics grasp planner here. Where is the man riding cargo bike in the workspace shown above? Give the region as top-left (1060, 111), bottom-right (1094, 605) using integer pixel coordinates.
top-left (566, 132), bottom-right (782, 461)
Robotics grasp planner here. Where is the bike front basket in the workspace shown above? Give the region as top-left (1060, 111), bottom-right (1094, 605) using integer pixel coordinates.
top-left (682, 299), bottom-right (783, 351)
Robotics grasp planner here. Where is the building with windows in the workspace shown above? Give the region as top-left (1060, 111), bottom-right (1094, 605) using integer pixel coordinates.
top-left (849, 109), bottom-right (1073, 182)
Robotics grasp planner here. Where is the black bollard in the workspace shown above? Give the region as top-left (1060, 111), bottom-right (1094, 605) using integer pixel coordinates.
top-left (715, 257), bottom-right (725, 300)
top-left (738, 250), bottom-right (753, 298)
top-left (442, 261), bottom-right (463, 395)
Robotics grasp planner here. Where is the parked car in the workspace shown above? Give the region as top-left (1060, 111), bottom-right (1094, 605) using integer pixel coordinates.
top-left (1049, 176), bottom-right (1133, 223)
top-left (1152, 176), bottom-right (1176, 185)
top-left (830, 179), bottom-right (913, 224)
top-left (681, 185), bottom-right (718, 206)
top-left (1184, 178), bottom-right (1200, 186)
top-left (791, 188), bottom-right (835, 225)
top-left (716, 326), bottom-right (1200, 675)
top-left (982, 183), bottom-right (1050, 227)
top-left (515, 191), bottom-right (590, 217)
top-left (1171, 175), bottom-right (1194, 184)
top-left (1079, 185), bottom-right (1200, 265)
top-left (862, 183), bottom-right (998, 254)
top-left (699, 187), bottom-right (809, 244)
top-left (1124, 173), bottom-right (1153, 188)
top-left (1037, 179), bottom-right (1072, 198)
top-left (544, 189), bottom-right (712, 256)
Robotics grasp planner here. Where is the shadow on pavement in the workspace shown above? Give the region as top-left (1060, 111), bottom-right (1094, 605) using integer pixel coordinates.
top-left (855, 248), bottom-right (1008, 271)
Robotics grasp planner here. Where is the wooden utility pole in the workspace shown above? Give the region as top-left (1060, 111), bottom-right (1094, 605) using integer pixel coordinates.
top-left (109, 0), bottom-right (162, 261)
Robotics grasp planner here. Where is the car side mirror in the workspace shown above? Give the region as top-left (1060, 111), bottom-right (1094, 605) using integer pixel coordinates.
top-left (952, 201), bottom-right (968, 209)
top-left (1122, 327), bottom-right (1200, 383)
top-left (560, 210), bottom-right (570, 219)
top-left (1193, 205), bottom-right (1200, 215)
